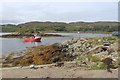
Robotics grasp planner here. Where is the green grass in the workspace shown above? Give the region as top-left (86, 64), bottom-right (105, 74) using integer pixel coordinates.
top-left (76, 56), bottom-right (84, 61)
top-left (89, 62), bottom-right (107, 70)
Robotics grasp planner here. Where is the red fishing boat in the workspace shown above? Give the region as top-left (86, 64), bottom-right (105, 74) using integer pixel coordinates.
top-left (24, 34), bottom-right (41, 42)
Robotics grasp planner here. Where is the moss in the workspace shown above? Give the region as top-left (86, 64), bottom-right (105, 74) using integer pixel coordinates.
top-left (86, 54), bottom-right (93, 59)
top-left (76, 56), bottom-right (84, 61)
top-left (86, 53), bottom-right (101, 62)
top-left (103, 36), bottom-right (117, 41)
top-left (113, 58), bottom-right (119, 67)
top-left (97, 62), bottom-right (107, 69)
top-left (89, 62), bottom-right (107, 70)
top-left (91, 56), bottom-right (101, 62)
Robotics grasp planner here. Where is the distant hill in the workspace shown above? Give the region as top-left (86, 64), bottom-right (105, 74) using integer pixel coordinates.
top-left (1, 21), bottom-right (118, 33)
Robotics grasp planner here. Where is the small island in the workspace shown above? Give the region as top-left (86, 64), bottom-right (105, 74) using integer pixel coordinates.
top-left (0, 33), bottom-right (62, 38)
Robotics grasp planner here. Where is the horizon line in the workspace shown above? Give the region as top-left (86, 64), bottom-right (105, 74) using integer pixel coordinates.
top-left (0, 20), bottom-right (118, 25)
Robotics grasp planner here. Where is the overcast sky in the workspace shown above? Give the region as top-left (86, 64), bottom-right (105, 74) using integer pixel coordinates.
top-left (0, 0), bottom-right (119, 24)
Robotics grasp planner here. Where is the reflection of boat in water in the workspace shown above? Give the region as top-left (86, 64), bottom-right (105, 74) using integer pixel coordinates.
top-left (24, 34), bottom-right (41, 42)
top-left (77, 32), bottom-right (80, 34)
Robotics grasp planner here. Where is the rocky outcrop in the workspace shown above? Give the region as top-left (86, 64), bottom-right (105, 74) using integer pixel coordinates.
top-left (61, 38), bottom-right (95, 56)
top-left (60, 37), bottom-right (118, 70)
top-left (0, 33), bottom-right (62, 38)
top-left (2, 36), bottom-right (118, 71)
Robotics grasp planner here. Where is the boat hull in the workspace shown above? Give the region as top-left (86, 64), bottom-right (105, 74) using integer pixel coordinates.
top-left (34, 38), bottom-right (41, 42)
top-left (24, 37), bottom-right (41, 42)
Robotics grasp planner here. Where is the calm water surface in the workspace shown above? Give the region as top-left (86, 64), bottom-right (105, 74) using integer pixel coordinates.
top-left (1, 33), bottom-right (111, 55)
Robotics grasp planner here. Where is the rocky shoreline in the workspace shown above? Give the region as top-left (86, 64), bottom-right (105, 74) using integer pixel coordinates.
top-left (1, 36), bottom-right (119, 78)
top-left (0, 33), bottom-right (62, 38)
top-left (1, 36), bottom-right (119, 72)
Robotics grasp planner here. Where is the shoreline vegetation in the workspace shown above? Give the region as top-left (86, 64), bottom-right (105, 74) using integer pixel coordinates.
top-left (0, 33), bottom-right (62, 38)
top-left (1, 21), bottom-right (118, 34)
top-left (1, 36), bottom-right (119, 70)
top-left (1, 36), bottom-right (119, 78)
top-left (0, 32), bottom-right (111, 38)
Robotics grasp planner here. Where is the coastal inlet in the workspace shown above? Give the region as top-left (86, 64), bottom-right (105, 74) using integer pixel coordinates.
top-left (1, 36), bottom-right (119, 72)
top-left (1, 33), bottom-right (111, 55)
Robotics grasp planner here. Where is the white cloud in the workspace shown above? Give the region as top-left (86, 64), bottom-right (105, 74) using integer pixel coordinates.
top-left (1, 0), bottom-right (119, 2)
top-left (0, 2), bottom-right (118, 24)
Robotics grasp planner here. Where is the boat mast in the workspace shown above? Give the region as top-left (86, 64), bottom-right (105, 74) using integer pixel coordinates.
top-left (34, 27), bottom-right (36, 33)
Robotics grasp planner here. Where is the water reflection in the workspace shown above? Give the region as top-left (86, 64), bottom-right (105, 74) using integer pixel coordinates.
top-left (2, 33), bottom-right (111, 55)
top-left (34, 42), bottom-right (41, 47)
